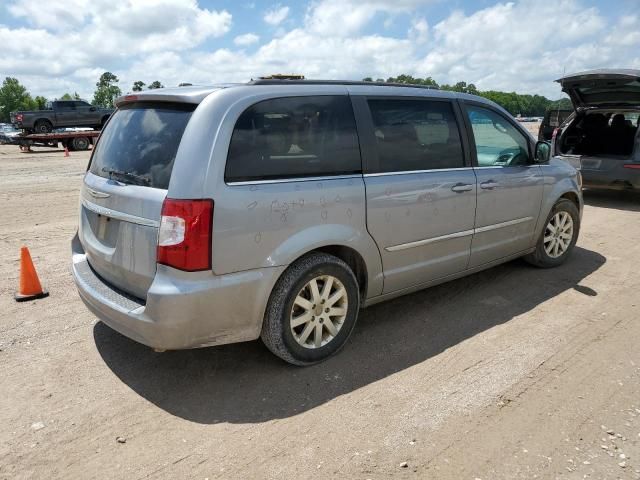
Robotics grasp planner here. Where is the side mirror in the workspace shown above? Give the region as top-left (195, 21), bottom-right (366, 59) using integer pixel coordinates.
top-left (89, 106), bottom-right (96, 111)
top-left (534, 141), bottom-right (550, 163)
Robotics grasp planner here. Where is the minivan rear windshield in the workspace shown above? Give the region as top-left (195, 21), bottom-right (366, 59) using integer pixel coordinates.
top-left (89, 102), bottom-right (195, 189)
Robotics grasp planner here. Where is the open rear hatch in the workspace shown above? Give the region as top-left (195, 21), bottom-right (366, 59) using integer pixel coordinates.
top-left (556, 69), bottom-right (640, 109)
top-left (79, 102), bottom-right (195, 299)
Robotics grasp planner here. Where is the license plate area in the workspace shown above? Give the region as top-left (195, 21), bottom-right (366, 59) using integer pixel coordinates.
top-left (86, 207), bottom-right (120, 248)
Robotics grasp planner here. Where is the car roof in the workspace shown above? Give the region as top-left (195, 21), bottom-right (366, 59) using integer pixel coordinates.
top-left (114, 80), bottom-right (506, 114)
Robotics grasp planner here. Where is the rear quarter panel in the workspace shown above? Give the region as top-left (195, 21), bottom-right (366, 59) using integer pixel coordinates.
top-left (169, 86), bottom-right (384, 298)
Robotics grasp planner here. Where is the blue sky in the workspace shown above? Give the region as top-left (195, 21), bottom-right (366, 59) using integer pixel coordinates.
top-left (1, 0), bottom-right (639, 100)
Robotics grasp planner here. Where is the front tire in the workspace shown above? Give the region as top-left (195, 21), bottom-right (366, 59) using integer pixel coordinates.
top-left (71, 136), bottom-right (90, 151)
top-left (525, 198), bottom-right (580, 268)
top-left (261, 252), bottom-right (360, 366)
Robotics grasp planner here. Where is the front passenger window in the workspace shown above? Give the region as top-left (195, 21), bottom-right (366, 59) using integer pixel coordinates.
top-left (466, 105), bottom-right (530, 167)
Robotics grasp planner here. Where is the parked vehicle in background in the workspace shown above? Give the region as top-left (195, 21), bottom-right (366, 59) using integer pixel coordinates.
top-left (10, 100), bottom-right (113, 133)
top-left (0, 123), bottom-right (22, 144)
top-left (71, 80), bottom-right (582, 365)
top-left (17, 130), bottom-right (99, 151)
top-left (539, 108), bottom-right (573, 141)
top-left (551, 69), bottom-right (640, 190)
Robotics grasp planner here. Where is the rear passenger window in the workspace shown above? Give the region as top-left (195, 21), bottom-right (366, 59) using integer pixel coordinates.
top-left (366, 99), bottom-right (465, 173)
top-left (225, 96), bottom-right (361, 182)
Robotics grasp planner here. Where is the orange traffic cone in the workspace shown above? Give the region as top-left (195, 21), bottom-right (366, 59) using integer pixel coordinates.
top-left (14, 246), bottom-right (49, 302)
top-left (64, 146), bottom-right (70, 157)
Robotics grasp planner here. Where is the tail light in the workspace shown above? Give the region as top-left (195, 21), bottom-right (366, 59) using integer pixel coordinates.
top-left (623, 164), bottom-right (640, 169)
top-left (157, 198), bottom-right (213, 271)
top-left (15, 114), bottom-right (23, 122)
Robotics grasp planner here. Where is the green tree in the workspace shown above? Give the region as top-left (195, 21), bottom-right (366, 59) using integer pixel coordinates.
top-left (386, 74), bottom-right (439, 87)
top-left (379, 73), bottom-right (570, 116)
top-left (148, 80), bottom-right (164, 89)
top-left (0, 77), bottom-right (37, 122)
top-left (60, 92), bottom-right (82, 100)
top-left (34, 96), bottom-right (48, 110)
top-left (92, 72), bottom-right (122, 108)
top-left (132, 80), bottom-right (146, 92)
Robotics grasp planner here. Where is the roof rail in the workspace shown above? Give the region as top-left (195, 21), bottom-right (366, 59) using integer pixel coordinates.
top-left (248, 79), bottom-right (439, 90)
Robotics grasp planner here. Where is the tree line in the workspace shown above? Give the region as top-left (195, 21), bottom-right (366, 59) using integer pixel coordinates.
top-left (1, 71), bottom-right (572, 123)
top-left (363, 74), bottom-right (571, 116)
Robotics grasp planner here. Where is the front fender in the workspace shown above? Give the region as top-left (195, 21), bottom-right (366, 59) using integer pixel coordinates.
top-left (535, 162), bottom-right (583, 239)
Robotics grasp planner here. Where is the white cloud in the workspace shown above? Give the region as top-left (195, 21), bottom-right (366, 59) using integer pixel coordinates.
top-left (0, 0), bottom-right (232, 97)
top-left (605, 15), bottom-right (640, 47)
top-left (8, 0), bottom-right (91, 30)
top-left (409, 18), bottom-right (429, 44)
top-left (305, 0), bottom-right (432, 36)
top-left (417, 0), bottom-right (612, 95)
top-left (234, 33), bottom-right (260, 46)
top-left (1, 0), bottom-right (639, 101)
top-left (264, 5), bottom-right (290, 25)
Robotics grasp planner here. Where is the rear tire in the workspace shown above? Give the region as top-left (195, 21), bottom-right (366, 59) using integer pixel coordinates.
top-left (34, 120), bottom-right (53, 134)
top-left (71, 136), bottom-right (90, 151)
top-left (261, 252), bottom-right (360, 366)
top-left (525, 198), bottom-right (580, 268)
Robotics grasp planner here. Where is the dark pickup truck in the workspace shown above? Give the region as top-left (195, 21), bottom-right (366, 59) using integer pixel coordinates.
top-left (10, 100), bottom-right (113, 133)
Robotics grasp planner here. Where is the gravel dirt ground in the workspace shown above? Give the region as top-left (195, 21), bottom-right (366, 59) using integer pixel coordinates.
top-left (1, 143), bottom-right (639, 480)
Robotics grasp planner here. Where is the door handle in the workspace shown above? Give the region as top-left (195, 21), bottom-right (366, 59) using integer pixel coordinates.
top-left (480, 180), bottom-right (499, 190)
top-left (451, 183), bottom-right (473, 193)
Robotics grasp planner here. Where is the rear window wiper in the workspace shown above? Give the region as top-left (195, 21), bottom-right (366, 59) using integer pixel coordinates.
top-left (102, 167), bottom-right (151, 186)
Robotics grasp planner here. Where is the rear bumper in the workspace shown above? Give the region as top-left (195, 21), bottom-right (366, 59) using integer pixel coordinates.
top-left (71, 234), bottom-right (285, 350)
top-left (581, 167), bottom-right (640, 190)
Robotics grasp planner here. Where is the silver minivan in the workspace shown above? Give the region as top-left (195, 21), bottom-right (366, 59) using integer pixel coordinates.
top-left (72, 80), bottom-right (583, 365)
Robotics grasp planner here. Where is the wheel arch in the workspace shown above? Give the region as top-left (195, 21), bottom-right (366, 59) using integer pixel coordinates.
top-left (534, 184), bottom-right (582, 242)
top-left (559, 191), bottom-right (580, 210)
top-left (261, 224), bottom-right (384, 301)
top-left (313, 245), bottom-right (369, 300)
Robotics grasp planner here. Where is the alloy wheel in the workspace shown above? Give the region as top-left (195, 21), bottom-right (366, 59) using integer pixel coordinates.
top-left (290, 275), bottom-right (348, 349)
top-left (543, 211), bottom-right (574, 258)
